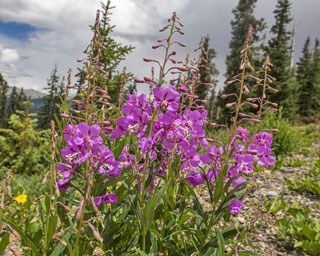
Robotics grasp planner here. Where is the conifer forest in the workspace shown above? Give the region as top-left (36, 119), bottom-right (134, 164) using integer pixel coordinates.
top-left (0, 0), bottom-right (319, 255)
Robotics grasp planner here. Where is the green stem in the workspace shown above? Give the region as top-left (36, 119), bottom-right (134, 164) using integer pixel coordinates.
top-left (159, 16), bottom-right (176, 85)
top-left (258, 61), bottom-right (268, 120)
top-left (232, 45), bottom-right (249, 133)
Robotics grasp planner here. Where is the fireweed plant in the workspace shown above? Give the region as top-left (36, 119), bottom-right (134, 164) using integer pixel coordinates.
top-left (0, 10), bottom-right (277, 256)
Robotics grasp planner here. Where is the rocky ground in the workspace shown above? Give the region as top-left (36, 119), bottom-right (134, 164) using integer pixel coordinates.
top-left (238, 145), bottom-right (320, 255)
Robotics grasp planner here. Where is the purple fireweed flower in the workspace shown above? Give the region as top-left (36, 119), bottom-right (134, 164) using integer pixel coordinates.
top-left (112, 117), bottom-right (132, 139)
top-left (57, 162), bottom-right (75, 179)
top-left (119, 146), bottom-right (136, 168)
top-left (232, 176), bottom-right (246, 188)
top-left (235, 144), bottom-right (245, 153)
top-left (257, 153), bottom-right (275, 166)
top-left (182, 109), bottom-right (208, 147)
top-left (96, 146), bottom-right (121, 177)
top-left (61, 144), bottom-right (91, 164)
top-left (113, 92), bottom-right (151, 139)
top-left (138, 137), bottom-right (154, 154)
top-left (98, 160), bottom-right (121, 178)
top-left (57, 178), bottom-right (72, 193)
top-left (122, 91), bottom-right (151, 115)
top-left (248, 143), bottom-right (275, 167)
top-left (181, 145), bottom-right (201, 171)
top-left (207, 168), bottom-right (220, 182)
top-left (201, 145), bottom-right (221, 165)
top-left (254, 132), bottom-right (273, 147)
top-left (229, 200), bottom-right (244, 215)
top-left (187, 172), bottom-right (206, 186)
top-left (62, 124), bottom-right (76, 142)
top-left (152, 86), bottom-right (180, 112)
top-left (94, 194), bottom-right (118, 206)
top-left (61, 122), bottom-right (104, 164)
top-left (229, 154), bottom-right (254, 177)
top-left (237, 127), bottom-right (249, 142)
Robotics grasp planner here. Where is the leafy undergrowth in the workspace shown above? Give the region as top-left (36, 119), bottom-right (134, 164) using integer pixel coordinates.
top-left (237, 124), bottom-right (320, 255)
top-left (269, 123), bottom-right (320, 255)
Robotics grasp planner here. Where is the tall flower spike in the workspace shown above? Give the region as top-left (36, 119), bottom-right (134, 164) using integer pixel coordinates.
top-left (140, 12), bottom-right (186, 85)
top-left (229, 25), bottom-right (255, 132)
top-left (256, 55), bottom-right (277, 120)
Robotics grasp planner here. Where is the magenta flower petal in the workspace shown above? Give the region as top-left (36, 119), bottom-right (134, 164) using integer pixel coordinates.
top-left (229, 200), bottom-right (244, 215)
top-left (187, 172), bottom-right (206, 187)
top-left (232, 176), bottom-right (246, 188)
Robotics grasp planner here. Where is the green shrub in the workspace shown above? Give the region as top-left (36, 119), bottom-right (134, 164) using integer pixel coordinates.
top-left (285, 159), bottom-right (320, 196)
top-left (0, 110), bottom-right (51, 175)
top-left (269, 196), bottom-right (320, 255)
top-left (258, 108), bottom-right (303, 157)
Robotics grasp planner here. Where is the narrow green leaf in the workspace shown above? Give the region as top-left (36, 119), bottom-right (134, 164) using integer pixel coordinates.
top-left (238, 251), bottom-right (260, 256)
top-left (145, 182), bottom-right (169, 231)
top-left (45, 215), bottom-right (58, 252)
top-left (0, 232), bottom-right (10, 254)
top-left (215, 229), bottom-right (225, 256)
top-left (45, 194), bottom-right (51, 215)
top-left (214, 164), bottom-right (228, 203)
top-left (136, 249), bottom-right (148, 256)
top-left (113, 138), bottom-right (127, 159)
top-left (202, 247), bottom-right (215, 256)
top-left (6, 220), bottom-right (39, 256)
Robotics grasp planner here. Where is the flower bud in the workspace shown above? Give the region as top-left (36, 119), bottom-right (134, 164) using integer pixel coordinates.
top-left (226, 102), bottom-right (236, 108)
top-left (226, 79), bottom-right (238, 85)
top-left (177, 86), bottom-right (188, 93)
top-left (55, 237), bottom-right (67, 246)
top-left (57, 202), bottom-right (71, 211)
top-left (144, 77), bottom-right (154, 83)
top-left (246, 102), bottom-right (258, 108)
top-left (88, 223), bottom-right (103, 242)
top-left (143, 58), bottom-right (156, 62)
top-left (157, 38), bottom-right (167, 43)
top-left (7, 225), bottom-right (20, 238)
top-left (152, 45), bottom-right (163, 49)
top-left (175, 66), bottom-right (188, 72)
top-left (221, 93), bottom-right (236, 99)
top-left (243, 85), bottom-right (250, 94)
top-left (61, 113), bottom-right (71, 119)
top-left (267, 86), bottom-right (279, 92)
top-left (75, 200), bottom-right (84, 220)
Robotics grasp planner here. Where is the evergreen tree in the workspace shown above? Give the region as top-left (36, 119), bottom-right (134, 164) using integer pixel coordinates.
top-left (0, 101), bottom-right (51, 174)
top-left (297, 38), bottom-right (320, 121)
top-left (17, 88), bottom-right (29, 112)
top-left (80, 1), bottom-right (134, 104)
top-left (267, 0), bottom-right (297, 118)
top-left (311, 39), bottom-right (320, 119)
top-left (6, 86), bottom-right (19, 119)
top-left (0, 73), bottom-right (9, 128)
top-left (38, 66), bottom-right (65, 129)
top-left (296, 37), bottom-right (312, 117)
top-left (217, 0), bottom-right (266, 124)
top-left (4, 86), bottom-right (29, 127)
top-left (225, 0), bottom-right (266, 78)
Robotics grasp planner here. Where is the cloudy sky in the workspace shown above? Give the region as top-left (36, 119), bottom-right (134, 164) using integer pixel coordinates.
top-left (0, 0), bottom-right (319, 93)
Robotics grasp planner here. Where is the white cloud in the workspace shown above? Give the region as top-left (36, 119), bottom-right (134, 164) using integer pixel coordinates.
top-left (0, 48), bottom-right (19, 63)
top-left (0, 0), bottom-right (192, 91)
top-left (0, 0), bottom-right (319, 92)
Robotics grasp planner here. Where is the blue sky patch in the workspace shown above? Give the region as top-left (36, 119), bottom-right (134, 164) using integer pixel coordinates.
top-left (0, 21), bottom-right (37, 41)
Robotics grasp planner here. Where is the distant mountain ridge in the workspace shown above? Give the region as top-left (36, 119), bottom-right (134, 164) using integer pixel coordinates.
top-left (7, 86), bottom-right (46, 99)
top-left (7, 86), bottom-right (46, 113)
